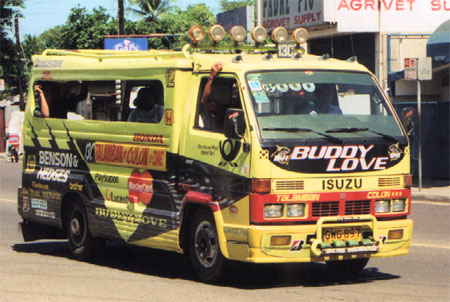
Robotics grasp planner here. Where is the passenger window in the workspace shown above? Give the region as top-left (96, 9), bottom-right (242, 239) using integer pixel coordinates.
top-left (33, 80), bottom-right (164, 123)
top-left (195, 77), bottom-right (241, 133)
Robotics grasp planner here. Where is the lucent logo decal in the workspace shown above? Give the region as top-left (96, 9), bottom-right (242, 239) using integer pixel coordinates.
top-left (290, 145), bottom-right (388, 172)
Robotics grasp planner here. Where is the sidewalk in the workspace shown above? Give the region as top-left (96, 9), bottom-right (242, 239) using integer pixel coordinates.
top-left (411, 178), bottom-right (450, 202)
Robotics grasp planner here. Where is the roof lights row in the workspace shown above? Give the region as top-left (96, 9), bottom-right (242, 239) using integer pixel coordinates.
top-left (188, 24), bottom-right (309, 45)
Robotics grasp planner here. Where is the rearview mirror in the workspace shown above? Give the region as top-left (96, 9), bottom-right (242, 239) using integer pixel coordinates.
top-left (224, 109), bottom-right (245, 139)
top-left (401, 107), bottom-right (415, 136)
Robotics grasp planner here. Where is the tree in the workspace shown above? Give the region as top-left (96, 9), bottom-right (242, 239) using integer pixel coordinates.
top-left (127, 0), bottom-right (170, 22)
top-left (59, 6), bottom-right (116, 49)
top-left (219, 0), bottom-right (254, 12)
top-left (0, 0), bottom-right (24, 97)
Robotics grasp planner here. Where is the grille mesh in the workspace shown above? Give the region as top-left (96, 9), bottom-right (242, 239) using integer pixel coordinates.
top-left (275, 180), bottom-right (304, 191)
top-left (378, 177), bottom-right (401, 187)
top-left (345, 200), bottom-right (371, 215)
top-left (312, 202), bottom-right (339, 217)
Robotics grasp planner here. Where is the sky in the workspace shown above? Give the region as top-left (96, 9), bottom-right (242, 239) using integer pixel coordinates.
top-left (19, 0), bottom-right (221, 39)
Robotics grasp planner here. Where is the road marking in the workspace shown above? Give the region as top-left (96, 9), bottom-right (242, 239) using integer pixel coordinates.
top-left (411, 243), bottom-right (450, 250)
top-left (412, 201), bottom-right (450, 206)
top-left (0, 198), bottom-right (17, 204)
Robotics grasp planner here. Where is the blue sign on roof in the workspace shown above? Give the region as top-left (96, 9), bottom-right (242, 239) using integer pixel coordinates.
top-left (104, 38), bottom-right (148, 51)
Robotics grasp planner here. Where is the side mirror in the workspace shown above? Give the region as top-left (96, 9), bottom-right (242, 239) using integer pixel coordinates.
top-left (224, 108), bottom-right (245, 139)
top-left (33, 91), bottom-right (42, 117)
top-left (401, 107), bottom-right (415, 136)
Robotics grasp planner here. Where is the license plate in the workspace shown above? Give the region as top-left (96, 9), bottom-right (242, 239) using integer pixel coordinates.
top-left (277, 43), bottom-right (294, 58)
top-left (322, 227), bottom-right (362, 243)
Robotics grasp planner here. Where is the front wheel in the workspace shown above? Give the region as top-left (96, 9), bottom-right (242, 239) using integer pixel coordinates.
top-left (66, 201), bottom-right (94, 261)
top-left (326, 258), bottom-right (369, 275)
top-left (188, 208), bottom-right (226, 283)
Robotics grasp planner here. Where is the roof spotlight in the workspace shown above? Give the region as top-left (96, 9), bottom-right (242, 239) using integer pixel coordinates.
top-left (229, 26), bottom-right (247, 43)
top-left (251, 26), bottom-right (268, 44)
top-left (189, 24), bottom-right (206, 43)
top-left (292, 27), bottom-right (309, 45)
top-left (209, 24), bottom-right (226, 43)
top-left (271, 27), bottom-right (288, 44)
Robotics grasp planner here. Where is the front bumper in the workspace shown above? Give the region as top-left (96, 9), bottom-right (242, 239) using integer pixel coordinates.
top-left (225, 216), bottom-right (413, 263)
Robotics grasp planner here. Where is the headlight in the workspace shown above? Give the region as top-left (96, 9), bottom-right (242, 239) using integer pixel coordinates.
top-left (392, 199), bottom-right (407, 212)
top-left (375, 200), bottom-right (391, 213)
top-left (287, 203), bottom-right (305, 217)
top-left (264, 204), bottom-right (283, 218)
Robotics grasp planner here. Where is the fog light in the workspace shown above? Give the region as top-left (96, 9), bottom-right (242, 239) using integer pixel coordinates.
top-left (292, 27), bottom-right (308, 44)
top-left (209, 24), bottom-right (226, 42)
top-left (392, 199), bottom-right (406, 212)
top-left (287, 203), bottom-right (305, 217)
top-left (264, 204), bottom-right (283, 218)
top-left (188, 24), bottom-right (206, 43)
top-left (251, 26), bottom-right (267, 43)
top-left (270, 235), bottom-right (291, 246)
top-left (388, 229), bottom-right (404, 240)
top-left (271, 26), bottom-right (288, 43)
top-left (375, 200), bottom-right (391, 213)
top-left (229, 26), bottom-right (246, 43)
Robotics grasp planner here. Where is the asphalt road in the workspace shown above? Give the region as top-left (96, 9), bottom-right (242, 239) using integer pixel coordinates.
top-left (0, 159), bottom-right (449, 302)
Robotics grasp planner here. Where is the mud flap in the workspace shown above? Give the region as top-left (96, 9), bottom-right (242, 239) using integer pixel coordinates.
top-left (19, 220), bottom-right (65, 242)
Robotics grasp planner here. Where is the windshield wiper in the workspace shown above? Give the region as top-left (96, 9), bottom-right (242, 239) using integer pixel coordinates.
top-left (263, 127), bottom-right (342, 143)
top-left (325, 127), bottom-right (398, 143)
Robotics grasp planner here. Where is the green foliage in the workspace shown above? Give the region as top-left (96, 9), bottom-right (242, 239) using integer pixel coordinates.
top-left (219, 0), bottom-right (254, 12)
top-left (0, 0), bottom-right (24, 97)
top-left (60, 6), bottom-right (116, 49)
top-left (127, 0), bottom-right (170, 22)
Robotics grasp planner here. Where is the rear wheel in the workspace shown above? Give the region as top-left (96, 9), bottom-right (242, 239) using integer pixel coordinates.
top-left (188, 208), bottom-right (226, 283)
top-left (326, 258), bottom-right (369, 275)
top-left (66, 201), bottom-right (94, 260)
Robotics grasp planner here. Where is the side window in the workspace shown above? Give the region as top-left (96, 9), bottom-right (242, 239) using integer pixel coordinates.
top-left (125, 81), bottom-right (164, 124)
top-left (33, 80), bottom-right (164, 123)
top-left (195, 77), bottom-right (240, 133)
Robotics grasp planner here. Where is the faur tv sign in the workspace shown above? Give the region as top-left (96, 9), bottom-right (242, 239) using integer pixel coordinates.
top-left (104, 38), bottom-right (148, 51)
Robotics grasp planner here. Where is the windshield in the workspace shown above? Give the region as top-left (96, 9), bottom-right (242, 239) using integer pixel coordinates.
top-left (246, 71), bottom-right (403, 140)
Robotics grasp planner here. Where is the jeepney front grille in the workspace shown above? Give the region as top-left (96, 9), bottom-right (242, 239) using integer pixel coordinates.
top-left (345, 200), bottom-right (371, 215)
top-left (312, 201), bottom-right (339, 217)
top-left (274, 180), bottom-right (304, 191)
top-left (378, 177), bottom-right (401, 187)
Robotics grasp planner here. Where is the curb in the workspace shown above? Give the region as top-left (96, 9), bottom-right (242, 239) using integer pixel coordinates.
top-left (412, 192), bottom-right (450, 203)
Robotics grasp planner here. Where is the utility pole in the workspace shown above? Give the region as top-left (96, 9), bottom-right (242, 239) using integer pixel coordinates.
top-left (14, 15), bottom-right (24, 111)
top-left (118, 0), bottom-right (124, 35)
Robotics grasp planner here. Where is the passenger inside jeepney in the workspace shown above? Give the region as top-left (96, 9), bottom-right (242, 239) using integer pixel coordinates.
top-left (34, 83), bottom-right (56, 118)
top-left (198, 62), bottom-right (239, 132)
top-left (303, 84), bottom-right (342, 115)
top-left (127, 87), bottom-right (164, 123)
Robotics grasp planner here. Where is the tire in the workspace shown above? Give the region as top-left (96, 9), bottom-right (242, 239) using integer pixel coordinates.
top-left (188, 208), bottom-right (226, 283)
top-left (326, 258), bottom-right (369, 275)
top-left (66, 201), bottom-right (94, 261)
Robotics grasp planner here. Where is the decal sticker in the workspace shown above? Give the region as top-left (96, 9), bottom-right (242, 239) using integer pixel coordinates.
top-left (249, 80), bottom-right (263, 91)
top-left (36, 167), bottom-right (70, 183)
top-left (31, 198), bottom-right (48, 210)
top-left (265, 142), bottom-right (406, 173)
top-left (289, 240), bottom-right (305, 252)
top-left (105, 188), bottom-right (129, 204)
top-left (25, 154), bottom-right (37, 174)
top-left (197, 144), bottom-right (219, 156)
top-left (367, 191), bottom-right (403, 199)
top-left (128, 170), bottom-right (154, 205)
top-left (165, 69), bottom-right (175, 88)
top-left (84, 142), bottom-right (95, 162)
top-left (33, 59), bottom-right (63, 68)
top-left (41, 191), bottom-right (61, 200)
top-left (271, 145), bottom-right (291, 165)
top-left (165, 109), bottom-right (174, 125)
top-left (69, 182), bottom-right (84, 191)
top-left (322, 178), bottom-right (362, 190)
top-left (95, 142), bottom-right (166, 171)
top-left (22, 197), bottom-right (30, 213)
top-left (275, 83), bottom-right (289, 93)
top-left (94, 173), bottom-right (119, 184)
top-left (388, 144), bottom-right (403, 161)
top-left (241, 164), bottom-right (249, 175)
top-left (219, 139), bottom-right (241, 162)
top-left (133, 133), bottom-right (164, 144)
top-left (31, 181), bottom-right (49, 190)
top-left (38, 150), bottom-right (79, 168)
top-left (276, 194), bottom-right (320, 202)
top-left (95, 208), bottom-right (167, 228)
top-left (35, 210), bottom-right (56, 219)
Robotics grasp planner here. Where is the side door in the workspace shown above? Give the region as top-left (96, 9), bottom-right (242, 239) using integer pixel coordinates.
top-left (179, 74), bottom-right (251, 204)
